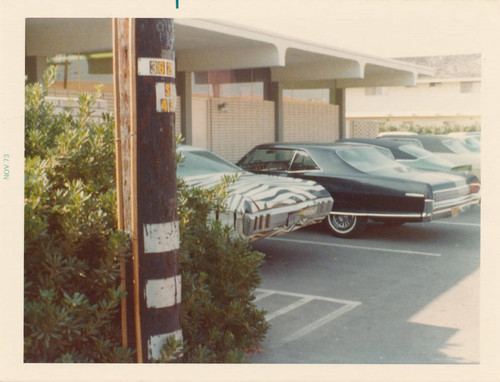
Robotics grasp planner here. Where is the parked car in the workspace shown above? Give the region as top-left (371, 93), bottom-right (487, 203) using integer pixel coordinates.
top-left (237, 143), bottom-right (481, 238)
top-left (378, 133), bottom-right (480, 178)
top-left (447, 132), bottom-right (481, 152)
top-left (176, 145), bottom-right (333, 241)
top-left (378, 131), bottom-right (418, 137)
top-left (339, 138), bottom-right (472, 174)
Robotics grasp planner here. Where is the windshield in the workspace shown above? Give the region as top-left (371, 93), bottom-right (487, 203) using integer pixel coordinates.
top-left (399, 144), bottom-right (433, 159)
top-left (337, 146), bottom-right (401, 172)
top-left (464, 137), bottom-right (480, 152)
top-left (177, 149), bottom-right (242, 177)
top-left (399, 144), bottom-right (454, 165)
top-left (441, 138), bottom-right (471, 154)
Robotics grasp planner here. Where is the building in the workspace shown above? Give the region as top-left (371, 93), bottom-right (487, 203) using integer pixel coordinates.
top-left (346, 54), bottom-right (481, 131)
top-left (25, 18), bottom-right (433, 162)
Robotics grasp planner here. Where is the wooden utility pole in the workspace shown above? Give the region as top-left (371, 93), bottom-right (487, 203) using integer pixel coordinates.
top-left (113, 18), bottom-right (181, 363)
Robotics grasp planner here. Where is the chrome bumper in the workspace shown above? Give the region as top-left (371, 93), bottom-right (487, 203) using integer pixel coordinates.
top-left (428, 192), bottom-right (480, 220)
top-left (242, 197), bottom-right (333, 241)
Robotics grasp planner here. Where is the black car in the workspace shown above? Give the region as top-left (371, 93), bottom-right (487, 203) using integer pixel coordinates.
top-left (237, 143), bottom-right (480, 237)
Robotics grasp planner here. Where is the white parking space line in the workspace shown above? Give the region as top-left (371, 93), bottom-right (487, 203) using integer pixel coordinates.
top-left (282, 302), bottom-right (360, 343)
top-left (268, 237), bottom-right (442, 257)
top-left (265, 296), bottom-right (313, 321)
top-left (431, 221), bottom-right (480, 227)
top-left (256, 288), bottom-right (362, 345)
top-left (257, 288), bottom-right (361, 305)
top-left (254, 290), bottom-right (275, 302)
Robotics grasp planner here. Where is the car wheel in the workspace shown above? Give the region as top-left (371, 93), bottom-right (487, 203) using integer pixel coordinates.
top-left (324, 213), bottom-right (367, 238)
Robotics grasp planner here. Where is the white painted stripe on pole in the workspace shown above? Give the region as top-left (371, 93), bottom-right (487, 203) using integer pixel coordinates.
top-left (148, 329), bottom-right (183, 361)
top-left (143, 221), bottom-right (179, 254)
top-left (282, 302), bottom-right (360, 343)
top-left (268, 237), bottom-right (441, 257)
top-left (145, 275), bottom-right (181, 309)
top-left (265, 297), bottom-right (313, 321)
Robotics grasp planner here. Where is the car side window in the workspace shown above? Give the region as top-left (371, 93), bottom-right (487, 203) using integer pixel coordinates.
top-left (240, 148), bottom-right (295, 172)
top-left (289, 150), bottom-right (320, 172)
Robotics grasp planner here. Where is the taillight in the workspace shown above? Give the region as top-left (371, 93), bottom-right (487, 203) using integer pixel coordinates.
top-left (470, 182), bottom-right (481, 194)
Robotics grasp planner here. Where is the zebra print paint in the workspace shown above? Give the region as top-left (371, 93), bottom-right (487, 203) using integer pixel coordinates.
top-left (184, 172), bottom-right (330, 214)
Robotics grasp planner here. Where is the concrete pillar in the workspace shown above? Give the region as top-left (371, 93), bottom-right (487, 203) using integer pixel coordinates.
top-left (25, 56), bottom-right (47, 83)
top-left (330, 86), bottom-right (346, 139)
top-left (270, 81), bottom-right (283, 142)
top-left (177, 71), bottom-right (193, 145)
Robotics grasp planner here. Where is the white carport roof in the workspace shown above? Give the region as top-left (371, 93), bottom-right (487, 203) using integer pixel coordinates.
top-left (25, 18), bottom-right (434, 88)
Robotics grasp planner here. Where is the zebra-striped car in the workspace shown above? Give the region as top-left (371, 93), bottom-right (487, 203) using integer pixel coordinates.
top-left (177, 145), bottom-right (333, 241)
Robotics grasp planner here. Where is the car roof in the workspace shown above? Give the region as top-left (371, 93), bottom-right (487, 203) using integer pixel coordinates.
top-left (339, 138), bottom-right (408, 150)
top-left (338, 138), bottom-right (420, 159)
top-left (251, 142), bottom-right (357, 150)
top-left (378, 131), bottom-right (417, 137)
top-left (177, 144), bottom-right (210, 152)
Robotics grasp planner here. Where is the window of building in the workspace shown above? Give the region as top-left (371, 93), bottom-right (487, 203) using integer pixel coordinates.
top-left (192, 68), bottom-right (270, 100)
top-left (283, 88), bottom-right (330, 103)
top-left (364, 87), bottom-right (387, 96)
top-left (47, 52), bottom-right (114, 88)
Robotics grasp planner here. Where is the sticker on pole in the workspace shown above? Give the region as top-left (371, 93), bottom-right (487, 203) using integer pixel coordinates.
top-left (138, 58), bottom-right (175, 78)
top-left (156, 83), bottom-right (177, 113)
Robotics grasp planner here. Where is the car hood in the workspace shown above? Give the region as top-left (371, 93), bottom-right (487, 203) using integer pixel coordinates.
top-left (182, 172), bottom-right (331, 213)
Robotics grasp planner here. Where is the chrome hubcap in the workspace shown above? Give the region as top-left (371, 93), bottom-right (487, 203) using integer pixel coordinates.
top-left (330, 215), bottom-right (355, 231)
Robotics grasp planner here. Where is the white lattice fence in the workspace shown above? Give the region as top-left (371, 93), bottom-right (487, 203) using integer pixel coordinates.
top-left (349, 120), bottom-right (380, 138)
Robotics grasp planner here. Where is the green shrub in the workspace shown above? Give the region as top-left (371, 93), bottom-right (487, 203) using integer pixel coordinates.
top-left (379, 123), bottom-right (481, 135)
top-left (24, 67), bottom-right (134, 362)
top-left (161, 158), bottom-right (268, 363)
top-left (24, 68), bottom-right (268, 363)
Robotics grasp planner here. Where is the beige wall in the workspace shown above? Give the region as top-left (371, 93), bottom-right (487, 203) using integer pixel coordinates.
top-left (283, 101), bottom-right (339, 142)
top-left (346, 80), bottom-right (481, 127)
top-left (45, 92), bottom-right (341, 163)
top-left (46, 91), bottom-right (110, 121)
top-left (208, 98), bottom-right (275, 163)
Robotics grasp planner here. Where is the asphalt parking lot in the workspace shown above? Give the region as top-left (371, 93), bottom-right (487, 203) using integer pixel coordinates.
top-left (248, 205), bottom-right (480, 364)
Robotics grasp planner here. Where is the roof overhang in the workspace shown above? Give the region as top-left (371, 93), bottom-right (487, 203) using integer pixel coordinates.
top-left (25, 18), bottom-right (434, 88)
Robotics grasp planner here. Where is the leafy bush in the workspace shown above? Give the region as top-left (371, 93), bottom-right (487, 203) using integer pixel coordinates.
top-left (24, 67), bottom-right (134, 362)
top-left (24, 68), bottom-right (268, 363)
top-left (172, 172), bottom-right (269, 362)
top-left (379, 123), bottom-right (481, 135)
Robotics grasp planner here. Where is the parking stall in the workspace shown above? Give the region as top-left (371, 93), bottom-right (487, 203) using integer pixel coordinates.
top-left (249, 205), bottom-right (480, 364)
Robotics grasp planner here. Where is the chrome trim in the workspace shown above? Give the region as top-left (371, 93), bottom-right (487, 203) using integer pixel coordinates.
top-left (287, 169), bottom-right (323, 174)
top-left (330, 211), bottom-right (423, 219)
top-left (433, 184), bottom-right (470, 194)
top-left (431, 200), bottom-right (479, 220)
top-left (286, 148), bottom-right (323, 173)
top-left (433, 193), bottom-right (479, 211)
top-left (405, 193), bottom-right (425, 197)
top-left (243, 197), bottom-right (333, 238)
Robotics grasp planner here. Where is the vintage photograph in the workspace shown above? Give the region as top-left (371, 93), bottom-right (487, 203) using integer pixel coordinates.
top-left (2, 0), bottom-right (500, 381)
